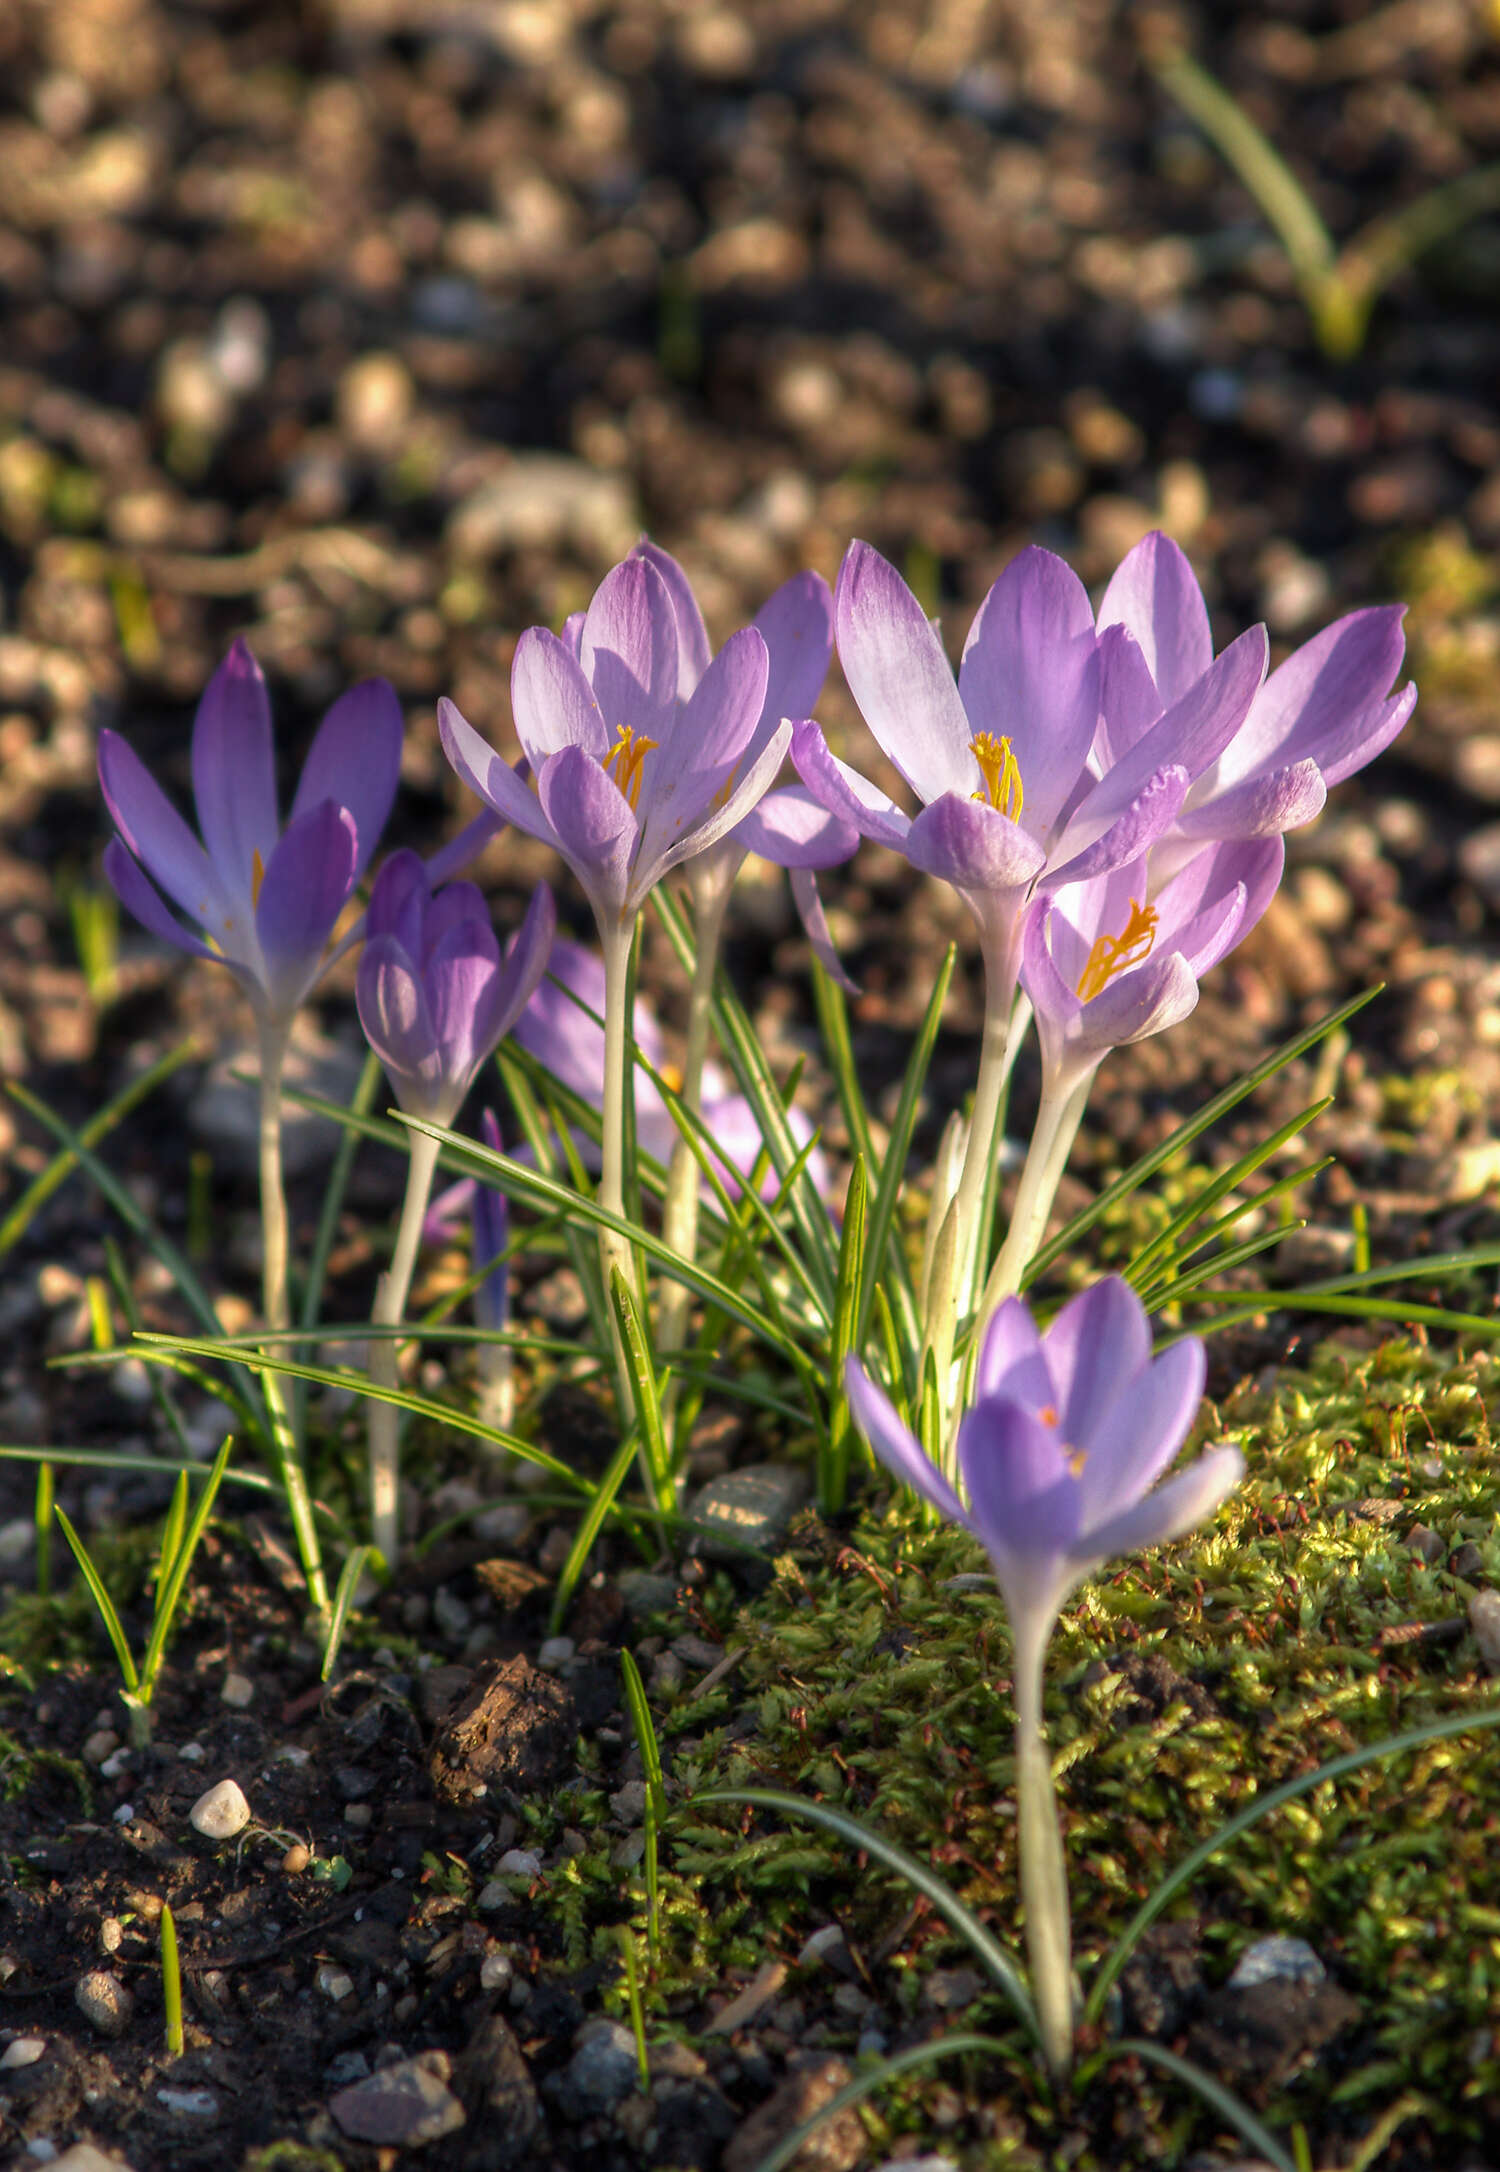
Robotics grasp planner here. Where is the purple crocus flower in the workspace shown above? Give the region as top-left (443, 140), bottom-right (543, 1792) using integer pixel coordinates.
top-left (356, 851), bottom-right (556, 1127)
top-left (438, 553), bottom-right (791, 933)
top-left (1097, 530), bottom-right (1416, 876)
top-left (99, 638), bottom-right (403, 1025)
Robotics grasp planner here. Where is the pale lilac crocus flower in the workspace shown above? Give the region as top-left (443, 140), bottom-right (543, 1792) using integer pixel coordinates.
top-left (356, 853), bottom-right (553, 1562)
top-left (846, 1277), bottom-right (1242, 2078)
top-left (979, 838), bottom-right (1283, 1312)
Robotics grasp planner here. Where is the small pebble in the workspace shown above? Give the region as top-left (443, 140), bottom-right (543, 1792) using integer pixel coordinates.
top-left (537, 1635), bottom-right (575, 1671)
top-left (99, 1749), bottom-right (132, 1780)
top-left (156, 2087), bottom-right (217, 2117)
top-left (177, 1741), bottom-right (205, 1763)
top-left (112, 1803), bottom-right (135, 1826)
top-left (432, 1587), bottom-right (471, 1638)
top-left (1469, 1588), bottom-right (1500, 1672)
top-left (610, 1780), bottom-right (648, 1826)
top-left (52, 2150), bottom-right (138, 2172)
top-left (75, 1969), bottom-right (133, 2037)
top-left (1403, 1523), bottom-right (1445, 1565)
top-left (330, 2055), bottom-right (466, 2146)
top-left (1227, 1935), bottom-right (1325, 1990)
top-left (565, 2020), bottom-right (639, 2116)
top-left (479, 1952), bottom-right (513, 1992)
top-left (82, 1729), bottom-right (120, 1765)
top-left (476, 1878), bottom-right (510, 1912)
top-left (496, 1848), bottom-right (542, 1879)
top-left (282, 1845), bottom-right (311, 1875)
top-left (1452, 1542), bottom-right (1486, 1579)
top-left (189, 1778), bottom-right (251, 1840)
top-left (317, 1966), bottom-right (356, 2002)
top-left (344, 1803), bottom-right (373, 1830)
top-left (220, 1673), bottom-right (254, 1709)
top-left (0, 2036), bottom-right (44, 2069)
top-left (98, 1918), bottom-right (124, 1955)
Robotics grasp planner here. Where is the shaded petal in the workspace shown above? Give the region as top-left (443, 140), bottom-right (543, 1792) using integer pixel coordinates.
top-left (510, 627), bottom-right (609, 769)
top-left (424, 880), bottom-right (490, 955)
top-left (959, 546), bottom-right (1099, 834)
top-left (427, 916), bottom-right (503, 1099)
top-left (292, 676), bottom-right (403, 878)
top-left (645, 719), bottom-right (792, 896)
top-left (790, 721), bottom-right (912, 853)
top-left (490, 881), bottom-right (558, 1043)
top-left (191, 639), bottom-right (278, 904)
top-left (580, 555), bottom-right (679, 742)
top-left (1096, 623), bottom-right (1164, 763)
top-left (789, 865), bottom-right (856, 992)
top-left (1320, 679), bottom-right (1416, 789)
top-left (737, 785), bottom-right (859, 869)
top-left (958, 1399), bottom-right (1080, 1572)
top-left (1225, 605), bottom-right (1411, 783)
top-left (1019, 891), bottom-right (1085, 1061)
top-left (439, 699), bottom-right (564, 851)
top-left (1079, 1444), bottom-right (1242, 1567)
top-left (1096, 531), bottom-right (1214, 710)
top-left (422, 808), bottom-right (505, 888)
top-left (905, 794), bottom-right (1047, 895)
top-left (844, 1360), bottom-right (968, 1525)
top-left (835, 541), bottom-right (976, 803)
top-left (1176, 760), bottom-right (1326, 840)
top-left (1042, 1278), bottom-right (1151, 1451)
top-left (754, 569), bottom-right (834, 730)
top-left (255, 800), bottom-right (358, 1016)
top-left (1042, 765), bottom-right (1187, 889)
top-left (633, 540), bottom-right (712, 699)
top-left (635, 626), bottom-right (769, 875)
top-left (536, 745), bottom-right (637, 924)
top-left (1073, 951), bottom-right (1200, 1054)
top-left (99, 728), bottom-right (234, 928)
top-left (974, 1294), bottom-right (1054, 1409)
top-left (365, 848), bottom-right (429, 950)
top-left (357, 934), bottom-right (440, 1112)
top-left (1074, 1339), bottom-right (1206, 1533)
top-left (102, 838), bottom-right (223, 967)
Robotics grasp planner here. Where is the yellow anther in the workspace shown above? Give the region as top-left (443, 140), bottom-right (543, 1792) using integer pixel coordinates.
top-left (1039, 1404), bottom-right (1058, 1428)
top-left (1076, 898), bottom-right (1158, 1002)
top-left (659, 1062), bottom-right (684, 1094)
top-left (969, 732), bottom-right (1023, 822)
top-left (1066, 1446), bottom-right (1088, 1478)
top-left (602, 723), bottom-right (658, 813)
top-left (251, 847), bottom-right (265, 908)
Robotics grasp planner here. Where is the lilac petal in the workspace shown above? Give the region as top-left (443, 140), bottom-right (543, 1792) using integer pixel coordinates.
top-left (536, 746), bottom-right (638, 924)
top-left (974, 1295), bottom-right (1053, 1409)
top-left (365, 849), bottom-right (429, 949)
top-left (1074, 1339), bottom-right (1206, 1534)
top-left (1230, 606), bottom-right (1411, 781)
top-left (99, 729), bottom-right (233, 928)
top-left (1019, 892), bottom-right (1085, 1048)
top-left (491, 881), bottom-right (558, 1041)
top-left (102, 838), bottom-right (222, 966)
top-left (791, 721), bottom-right (913, 853)
top-left (1096, 531), bottom-right (1214, 710)
top-left (357, 934), bottom-right (440, 1111)
top-left (835, 541), bottom-right (976, 803)
top-left (291, 677), bottom-right (404, 878)
top-left (844, 1360), bottom-right (968, 1525)
top-left (1042, 766), bottom-right (1187, 889)
top-left (958, 546), bottom-right (1100, 834)
top-left (438, 699), bottom-right (563, 851)
top-left (1096, 624), bottom-right (1164, 763)
top-left (1080, 1444), bottom-right (1242, 1567)
top-left (255, 800), bottom-right (359, 1015)
top-left (1074, 951), bottom-right (1200, 1053)
top-left (1176, 760), bottom-right (1326, 840)
top-left (737, 785), bottom-right (859, 869)
top-left (424, 1172), bottom-right (475, 1245)
top-left (957, 1399), bottom-right (1080, 1566)
top-left (647, 719), bottom-right (792, 893)
top-left (1320, 679), bottom-right (1416, 788)
top-left (424, 880), bottom-right (490, 955)
top-left (422, 808), bottom-right (505, 889)
top-left (510, 627), bottom-right (609, 769)
top-left (905, 794), bottom-right (1048, 895)
top-left (427, 917), bottom-right (504, 1095)
top-left (191, 639), bottom-right (278, 905)
top-left (753, 570), bottom-right (834, 730)
top-left (1042, 1279), bottom-right (1151, 1451)
top-left (634, 540), bottom-right (712, 700)
top-left (579, 556), bottom-right (679, 743)
top-left (789, 866), bottom-right (857, 992)
top-left (636, 626), bottom-right (770, 875)
top-left (560, 611), bottom-right (586, 659)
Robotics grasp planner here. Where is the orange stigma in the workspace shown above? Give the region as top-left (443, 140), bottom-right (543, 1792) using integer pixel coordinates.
top-left (1076, 898), bottom-right (1158, 1002)
top-left (603, 723), bottom-right (657, 812)
top-left (250, 848), bottom-right (265, 909)
top-left (969, 732), bottom-right (1023, 822)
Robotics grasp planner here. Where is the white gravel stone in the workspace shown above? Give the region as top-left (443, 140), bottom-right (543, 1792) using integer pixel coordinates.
top-left (1, 2035), bottom-right (45, 2068)
top-left (1228, 1935), bottom-right (1325, 1990)
top-left (111, 1804), bottom-right (135, 1826)
top-left (317, 1966), bottom-right (356, 2002)
top-left (177, 1741), bottom-right (205, 1763)
top-left (51, 2149), bottom-right (137, 2172)
top-left (1470, 1588), bottom-right (1500, 1673)
top-left (537, 1636), bottom-right (575, 1671)
top-left (156, 2087), bottom-right (217, 2117)
top-left (74, 1969), bottom-right (133, 2037)
top-left (220, 1673), bottom-right (254, 1709)
top-left (188, 1777), bottom-right (251, 1840)
top-left (495, 1848), bottom-right (542, 1879)
top-left (479, 1952), bottom-right (513, 1992)
top-left (81, 1729), bottom-right (119, 1765)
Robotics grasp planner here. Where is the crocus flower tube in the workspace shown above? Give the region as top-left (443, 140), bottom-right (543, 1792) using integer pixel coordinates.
top-left (357, 853), bottom-right (554, 1563)
top-left (846, 1278), bottom-right (1242, 2079)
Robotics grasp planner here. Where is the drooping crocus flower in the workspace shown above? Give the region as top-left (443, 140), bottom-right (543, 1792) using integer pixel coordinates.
top-left (356, 855), bottom-right (554, 1563)
top-left (1097, 529), bottom-right (1416, 879)
top-left (99, 638), bottom-right (403, 1029)
top-left (845, 1277), bottom-right (1242, 2078)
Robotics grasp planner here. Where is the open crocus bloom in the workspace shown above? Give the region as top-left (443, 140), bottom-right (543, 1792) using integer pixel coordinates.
top-left (792, 540), bottom-right (1268, 977)
top-left (356, 851), bottom-right (555, 1127)
top-left (439, 553), bottom-right (793, 935)
top-left (514, 937), bottom-right (832, 1207)
top-left (846, 1277), bottom-right (1242, 1646)
top-left (1020, 836), bottom-right (1284, 1095)
top-left (1097, 530), bottom-right (1416, 881)
top-left (100, 639), bottom-right (403, 1026)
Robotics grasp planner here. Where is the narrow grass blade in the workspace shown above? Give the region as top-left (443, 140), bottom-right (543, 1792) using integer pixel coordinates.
top-left (1087, 1700), bottom-right (1500, 2025)
top-left (611, 1268), bottom-right (673, 1514)
top-left (822, 1155), bottom-right (867, 1512)
top-left (746, 2034), bottom-right (1018, 2172)
top-left (621, 1648), bottom-right (667, 1826)
top-left (618, 1925), bottom-right (650, 2087)
top-left (1124, 1097), bottom-right (1332, 1287)
top-left (699, 1788), bottom-right (1036, 2037)
top-left (1170, 1289), bottom-right (1500, 1342)
top-left (0, 1442), bottom-right (276, 1493)
top-left (104, 1236), bottom-right (195, 1463)
top-left (1133, 1156), bottom-right (1333, 1304)
top-left (160, 1902), bottom-right (185, 2059)
top-left (1142, 1222), bottom-right (1312, 1310)
top-left (548, 1427), bottom-right (640, 1638)
top-left (54, 1508), bottom-right (140, 1694)
top-left (300, 1050), bottom-right (382, 1336)
top-left (1102, 2039), bottom-right (1296, 2172)
top-left (857, 946), bottom-right (955, 1361)
top-left (141, 1435), bottom-right (232, 1689)
top-left (810, 960), bottom-right (875, 1171)
top-left (33, 1461), bottom-right (53, 1598)
top-left (322, 1546), bottom-right (374, 1681)
top-left (157, 1471), bottom-right (190, 1601)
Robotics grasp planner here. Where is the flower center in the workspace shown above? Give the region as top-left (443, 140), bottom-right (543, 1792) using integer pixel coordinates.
top-left (969, 732), bottom-right (1023, 822)
top-left (603, 723), bottom-right (658, 813)
top-left (1075, 898), bottom-right (1158, 1002)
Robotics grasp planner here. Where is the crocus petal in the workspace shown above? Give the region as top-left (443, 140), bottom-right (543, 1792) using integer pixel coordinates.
top-left (439, 699), bottom-right (565, 852)
top-left (492, 881), bottom-right (558, 1041)
top-left (974, 1295), bottom-right (1054, 1409)
top-left (536, 746), bottom-right (638, 925)
top-left (291, 677), bottom-right (404, 878)
top-left (99, 729), bottom-right (234, 930)
top-left (102, 838), bottom-right (223, 967)
top-left (736, 785), bottom-right (859, 870)
top-left (905, 794), bottom-right (1047, 895)
top-left (1042, 766), bottom-right (1187, 890)
top-left (510, 627), bottom-right (610, 768)
top-left (1076, 625), bottom-right (1267, 849)
top-left (790, 721), bottom-right (913, 853)
top-left (835, 541), bottom-right (977, 803)
top-left (423, 808), bottom-right (505, 888)
top-left (424, 880), bottom-right (491, 956)
top-left (958, 1399), bottom-right (1081, 1569)
top-left (1175, 760), bottom-right (1326, 839)
top-left (426, 920), bottom-right (503, 1100)
top-left (1319, 679), bottom-right (1417, 789)
top-left (1096, 531), bottom-right (1214, 710)
top-left (646, 718), bottom-right (792, 895)
top-left (958, 546), bottom-right (1100, 835)
top-left (1226, 605), bottom-right (1411, 783)
top-left (1095, 624), bottom-right (1165, 763)
top-left (1080, 1443), bottom-right (1242, 1567)
top-left (357, 934), bottom-right (440, 1111)
top-left (635, 626), bottom-right (769, 877)
top-left (754, 569), bottom-right (835, 730)
top-left (365, 848), bottom-right (429, 950)
top-left (789, 865), bottom-right (857, 992)
top-left (1074, 1339), bottom-right (1206, 1535)
top-left (1076, 951), bottom-right (1201, 1053)
top-left (255, 800), bottom-right (358, 1016)
top-left (580, 555), bottom-right (679, 744)
top-left (191, 638), bottom-right (278, 906)
top-left (1042, 1278), bottom-right (1152, 1451)
top-left (633, 540), bottom-right (713, 700)
top-left (845, 1359), bottom-right (969, 1526)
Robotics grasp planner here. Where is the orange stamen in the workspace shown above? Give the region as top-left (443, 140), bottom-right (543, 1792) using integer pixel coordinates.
top-left (603, 723), bottom-right (658, 813)
top-left (969, 732), bottom-right (1023, 822)
top-left (1076, 898), bottom-right (1158, 1002)
top-left (251, 847), bottom-right (265, 909)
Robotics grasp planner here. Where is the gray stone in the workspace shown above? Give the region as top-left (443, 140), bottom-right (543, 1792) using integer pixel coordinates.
top-left (1, 2035), bottom-right (45, 2068)
top-left (1227, 1935), bottom-right (1325, 1991)
top-left (565, 2020), bottom-right (639, 2117)
top-left (52, 2149), bottom-right (137, 2172)
top-left (330, 2055), bottom-right (466, 2147)
top-left (610, 1779), bottom-right (648, 1826)
top-left (688, 1464), bottom-right (810, 1561)
top-left (616, 1570), bottom-right (678, 1619)
top-left (188, 1028), bottom-right (364, 1178)
top-left (74, 1970), bottom-right (133, 2037)
top-left (1470, 1588), bottom-right (1500, 1672)
top-left (188, 1778), bottom-right (251, 1840)
top-left (156, 2088), bottom-right (217, 2117)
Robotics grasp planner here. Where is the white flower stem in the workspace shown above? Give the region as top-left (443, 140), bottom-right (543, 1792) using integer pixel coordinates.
top-left (977, 1068), bottom-right (1094, 1325)
top-left (368, 1127), bottom-right (443, 1566)
top-left (599, 916), bottom-right (642, 1408)
top-left (255, 1019), bottom-right (329, 1622)
top-left (658, 881), bottom-right (729, 1364)
top-left (1012, 1619), bottom-right (1074, 2082)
